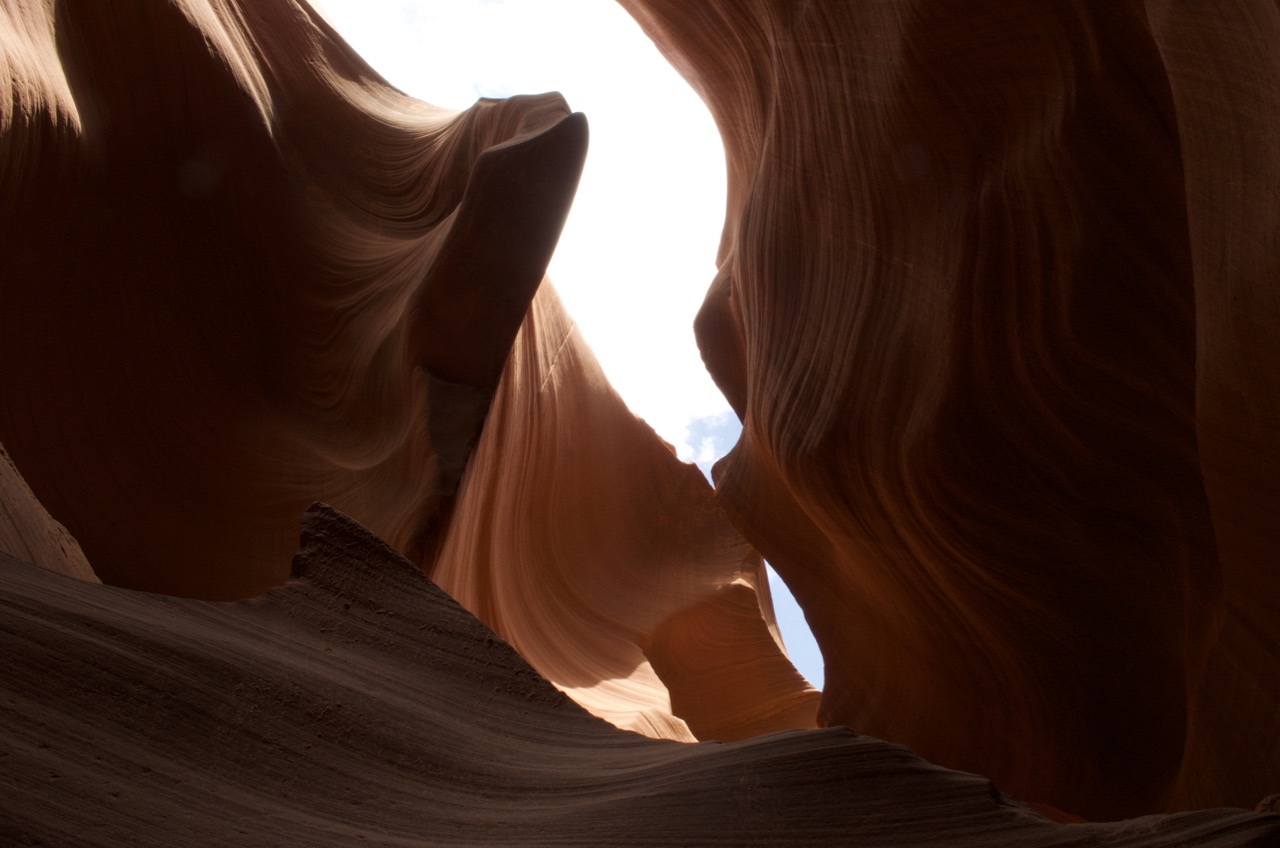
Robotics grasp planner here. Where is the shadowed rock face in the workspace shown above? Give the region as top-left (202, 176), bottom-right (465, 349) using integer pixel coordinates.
top-left (1, 0), bottom-right (1278, 838)
top-left (1, 0), bottom-right (588, 602)
top-left (2, 504), bottom-right (1277, 846)
top-left (620, 0), bottom-right (1280, 820)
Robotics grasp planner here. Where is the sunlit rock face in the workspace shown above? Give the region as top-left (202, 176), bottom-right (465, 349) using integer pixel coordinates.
top-left (620, 0), bottom-right (1280, 820)
top-left (0, 0), bottom-right (812, 740)
top-left (433, 284), bottom-right (818, 740)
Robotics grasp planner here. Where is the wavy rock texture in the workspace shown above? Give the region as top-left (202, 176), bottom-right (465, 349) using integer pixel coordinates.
top-left (3, 503), bottom-right (1278, 847)
top-left (3, 0), bottom-right (1278, 839)
top-left (0, 0), bottom-right (812, 744)
top-left (0, 0), bottom-right (585, 600)
top-left (620, 0), bottom-right (1280, 820)
top-left (1144, 2), bottom-right (1280, 812)
top-left (433, 284), bottom-right (818, 740)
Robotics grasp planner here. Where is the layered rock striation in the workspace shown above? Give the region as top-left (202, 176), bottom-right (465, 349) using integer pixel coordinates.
top-left (1, 0), bottom-right (586, 600)
top-left (620, 0), bottom-right (1280, 819)
top-left (0, 0), bottom-right (811, 740)
top-left (1, 0), bottom-right (1277, 838)
top-left (2, 504), bottom-right (1276, 846)
top-left (433, 284), bottom-right (818, 740)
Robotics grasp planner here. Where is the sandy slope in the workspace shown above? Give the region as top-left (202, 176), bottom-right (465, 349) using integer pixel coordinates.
top-left (3, 504), bottom-right (1277, 846)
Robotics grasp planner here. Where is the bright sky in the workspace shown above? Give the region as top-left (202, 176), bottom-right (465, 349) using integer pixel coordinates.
top-left (315, 0), bottom-right (823, 688)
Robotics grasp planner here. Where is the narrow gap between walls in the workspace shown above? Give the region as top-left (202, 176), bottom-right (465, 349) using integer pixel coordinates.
top-left (315, 0), bottom-right (824, 690)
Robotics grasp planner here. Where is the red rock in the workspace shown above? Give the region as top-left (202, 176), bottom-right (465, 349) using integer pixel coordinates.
top-left (433, 284), bottom-right (819, 739)
top-left (620, 0), bottom-right (1280, 818)
top-left (2, 0), bottom-right (1277, 834)
top-left (0, 0), bottom-right (585, 600)
top-left (0, 0), bottom-right (808, 744)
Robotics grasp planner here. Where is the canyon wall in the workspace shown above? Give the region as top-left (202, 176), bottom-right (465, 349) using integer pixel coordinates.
top-left (1, 0), bottom-right (1277, 837)
top-left (0, 0), bottom-right (811, 740)
top-left (620, 0), bottom-right (1280, 819)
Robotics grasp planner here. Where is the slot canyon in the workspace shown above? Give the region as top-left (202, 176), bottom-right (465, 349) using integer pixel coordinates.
top-left (2, 1), bottom-right (1278, 844)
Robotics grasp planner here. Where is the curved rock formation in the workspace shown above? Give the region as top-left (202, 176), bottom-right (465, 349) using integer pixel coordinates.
top-left (0, 0), bottom-right (812, 743)
top-left (433, 284), bottom-right (818, 739)
top-left (2, 504), bottom-right (1277, 846)
top-left (3, 0), bottom-right (1278, 838)
top-left (620, 0), bottom-right (1280, 820)
top-left (1, 0), bottom-right (586, 600)
top-left (1144, 2), bottom-right (1280, 812)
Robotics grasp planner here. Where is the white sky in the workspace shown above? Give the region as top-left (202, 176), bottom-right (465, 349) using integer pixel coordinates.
top-left (314, 0), bottom-right (729, 459)
top-left (314, 0), bottom-right (822, 688)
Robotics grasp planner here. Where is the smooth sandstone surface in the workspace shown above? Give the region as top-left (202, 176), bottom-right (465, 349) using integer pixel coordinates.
top-left (620, 0), bottom-right (1280, 820)
top-left (1145, 1), bottom-right (1280, 812)
top-left (2, 0), bottom-right (588, 601)
top-left (433, 284), bottom-right (819, 740)
top-left (1, 0), bottom-right (1278, 839)
top-left (0, 0), bottom-right (808, 741)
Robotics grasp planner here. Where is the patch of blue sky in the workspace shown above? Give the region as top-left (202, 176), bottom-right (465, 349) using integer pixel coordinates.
top-left (685, 412), bottom-right (824, 689)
